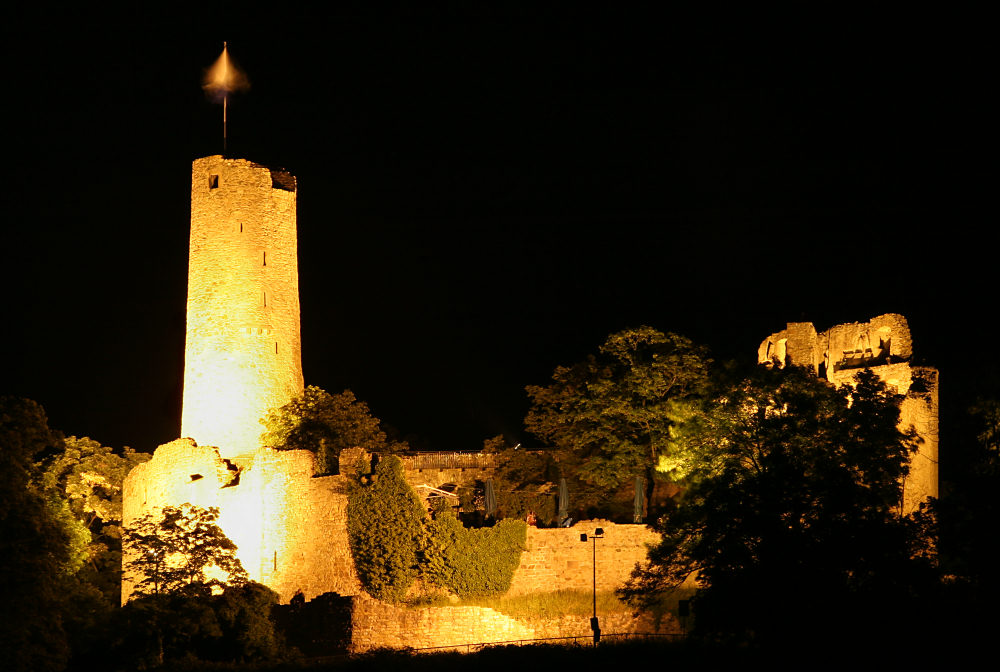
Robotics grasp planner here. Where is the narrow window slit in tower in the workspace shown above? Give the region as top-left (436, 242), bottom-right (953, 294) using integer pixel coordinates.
top-left (262, 291), bottom-right (267, 307)
top-left (209, 175), bottom-right (219, 189)
top-left (273, 551), bottom-right (277, 572)
top-left (263, 251), bottom-right (267, 266)
top-left (275, 341), bottom-right (279, 354)
top-left (239, 223), bottom-right (243, 233)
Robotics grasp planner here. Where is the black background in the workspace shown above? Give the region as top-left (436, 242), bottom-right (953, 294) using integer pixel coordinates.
top-left (3, 7), bottom-right (994, 475)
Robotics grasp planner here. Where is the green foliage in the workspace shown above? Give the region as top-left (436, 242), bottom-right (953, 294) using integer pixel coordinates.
top-left (36, 435), bottom-right (150, 606)
top-left (485, 441), bottom-right (560, 523)
top-left (620, 366), bottom-right (936, 642)
top-left (261, 386), bottom-right (406, 474)
top-left (115, 582), bottom-right (284, 667)
top-left (526, 327), bottom-right (710, 515)
top-left (422, 512), bottom-right (527, 597)
top-left (347, 456), bottom-right (426, 601)
top-left (124, 503), bottom-right (249, 598)
top-left (0, 396), bottom-right (73, 672)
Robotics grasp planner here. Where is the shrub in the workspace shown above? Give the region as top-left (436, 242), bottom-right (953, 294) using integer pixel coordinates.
top-left (423, 512), bottom-right (527, 598)
top-left (347, 456), bottom-right (426, 601)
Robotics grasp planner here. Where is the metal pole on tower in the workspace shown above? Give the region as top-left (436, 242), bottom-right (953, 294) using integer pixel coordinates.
top-left (223, 41), bottom-right (228, 154)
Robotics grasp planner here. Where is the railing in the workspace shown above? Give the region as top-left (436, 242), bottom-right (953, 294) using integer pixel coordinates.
top-left (400, 452), bottom-right (501, 471)
top-left (409, 631), bottom-right (684, 654)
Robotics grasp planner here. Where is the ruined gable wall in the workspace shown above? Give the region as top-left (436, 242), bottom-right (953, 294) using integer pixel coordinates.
top-left (182, 156), bottom-right (304, 458)
top-left (757, 322), bottom-right (819, 371)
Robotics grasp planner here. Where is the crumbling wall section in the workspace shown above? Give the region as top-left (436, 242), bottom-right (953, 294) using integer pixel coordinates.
top-left (122, 442), bottom-right (361, 604)
top-left (756, 314), bottom-right (938, 513)
top-left (757, 322), bottom-right (819, 371)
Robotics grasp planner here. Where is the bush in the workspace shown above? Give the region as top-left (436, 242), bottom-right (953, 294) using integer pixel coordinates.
top-left (347, 456), bottom-right (426, 601)
top-left (423, 512), bottom-right (526, 598)
top-left (112, 582), bottom-right (284, 668)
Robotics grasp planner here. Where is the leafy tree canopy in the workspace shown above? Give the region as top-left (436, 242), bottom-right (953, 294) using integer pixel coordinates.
top-left (0, 397), bottom-right (74, 671)
top-left (620, 367), bottom-right (937, 643)
top-left (261, 386), bottom-right (406, 474)
top-left (525, 327), bottom-right (710, 515)
top-left (124, 503), bottom-right (249, 599)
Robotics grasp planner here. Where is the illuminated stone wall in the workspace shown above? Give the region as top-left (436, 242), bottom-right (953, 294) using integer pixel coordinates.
top-left (182, 156), bottom-right (304, 459)
top-left (506, 522), bottom-right (660, 596)
top-left (122, 440), bottom-right (362, 604)
top-left (349, 593), bottom-right (676, 653)
top-left (123, 441), bottom-right (658, 607)
top-left (757, 313), bottom-right (939, 511)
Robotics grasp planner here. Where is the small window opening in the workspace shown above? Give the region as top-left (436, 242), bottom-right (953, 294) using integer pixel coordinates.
top-left (275, 341), bottom-right (279, 354)
top-left (239, 222), bottom-right (243, 233)
top-left (209, 175), bottom-right (219, 189)
top-left (190, 473), bottom-right (203, 482)
top-left (273, 550), bottom-right (277, 572)
top-left (263, 251), bottom-right (267, 266)
top-left (262, 291), bottom-right (267, 307)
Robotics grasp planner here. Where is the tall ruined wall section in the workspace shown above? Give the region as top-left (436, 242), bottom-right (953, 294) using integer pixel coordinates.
top-left (757, 314), bottom-right (938, 511)
top-left (182, 156), bottom-right (304, 458)
top-left (122, 440), bottom-right (361, 604)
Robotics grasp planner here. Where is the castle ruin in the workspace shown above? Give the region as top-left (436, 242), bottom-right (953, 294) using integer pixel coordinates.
top-left (121, 156), bottom-right (937, 650)
top-left (757, 314), bottom-right (939, 513)
top-left (122, 156), bottom-right (664, 649)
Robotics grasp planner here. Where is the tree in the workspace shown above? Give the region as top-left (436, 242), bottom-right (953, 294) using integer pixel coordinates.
top-left (346, 455), bottom-right (426, 602)
top-left (36, 435), bottom-right (150, 604)
top-left (124, 503), bottom-right (249, 598)
top-left (525, 327), bottom-right (710, 517)
top-left (261, 386), bottom-right (406, 474)
top-left (0, 397), bottom-right (74, 672)
top-left (620, 366), bottom-right (937, 644)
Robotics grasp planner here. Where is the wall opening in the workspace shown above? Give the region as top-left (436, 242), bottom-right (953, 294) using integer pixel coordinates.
top-left (209, 175), bottom-right (219, 189)
top-left (263, 251), bottom-right (267, 266)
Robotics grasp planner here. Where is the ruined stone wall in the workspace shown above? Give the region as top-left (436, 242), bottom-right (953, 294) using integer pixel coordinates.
top-left (506, 522), bottom-right (660, 596)
top-left (122, 440), bottom-right (361, 604)
top-left (182, 155), bottom-right (303, 458)
top-left (757, 314), bottom-right (938, 511)
top-left (123, 442), bottom-right (658, 607)
top-left (349, 594), bottom-right (676, 653)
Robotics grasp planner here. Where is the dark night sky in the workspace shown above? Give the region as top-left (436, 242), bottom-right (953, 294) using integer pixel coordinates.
top-left (2, 7), bottom-right (995, 470)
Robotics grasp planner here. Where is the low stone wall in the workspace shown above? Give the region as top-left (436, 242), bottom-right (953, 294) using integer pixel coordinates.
top-left (348, 593), bottom-right (677, 653)
top-left (350, 595), bottom-right (535, 652)
top-left (506, 521), bottom-right (660, 596)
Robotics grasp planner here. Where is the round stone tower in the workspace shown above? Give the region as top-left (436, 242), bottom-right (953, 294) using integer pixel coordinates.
top-left (181, 155), bottom-right (304, 458)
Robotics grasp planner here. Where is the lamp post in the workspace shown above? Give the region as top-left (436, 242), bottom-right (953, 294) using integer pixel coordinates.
top-left (580, 527), bottom-right (604, 645)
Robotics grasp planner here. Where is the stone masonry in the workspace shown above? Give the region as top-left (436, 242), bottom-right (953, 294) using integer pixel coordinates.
top-left (757, 313), bottom-right (939, 513)
top-left (182, 156), bottom-right (304, 459)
